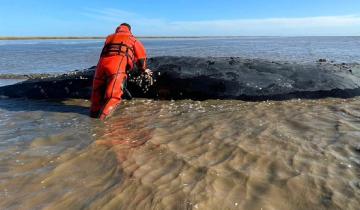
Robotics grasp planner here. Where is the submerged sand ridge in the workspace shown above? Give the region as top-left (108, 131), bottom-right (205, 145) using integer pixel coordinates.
top-left (0, 56), bottom-right (360, 100)
top-left (0, 98), bottom-right (359, 209)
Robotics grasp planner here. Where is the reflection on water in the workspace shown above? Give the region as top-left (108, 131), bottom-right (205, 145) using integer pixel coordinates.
top-left (0, 98), bottom-right (359, 210)
top-left (1, 37), bottom-right (360, 74)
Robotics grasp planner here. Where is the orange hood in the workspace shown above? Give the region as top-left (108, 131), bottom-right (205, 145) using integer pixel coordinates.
top-left (116, 25), bottom-right (132, 34)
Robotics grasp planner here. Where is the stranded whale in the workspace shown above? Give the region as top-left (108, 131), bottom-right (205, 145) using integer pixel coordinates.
top-left (1, 56), bottom-right (360, 101)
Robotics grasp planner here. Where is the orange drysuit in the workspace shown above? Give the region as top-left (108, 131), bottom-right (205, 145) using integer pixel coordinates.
top-left (90, 25), bottom-right (147, 120)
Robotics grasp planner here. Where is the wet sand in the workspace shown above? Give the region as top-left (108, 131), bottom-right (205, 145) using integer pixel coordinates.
top-left (0, 98), bottom-right (359, 210)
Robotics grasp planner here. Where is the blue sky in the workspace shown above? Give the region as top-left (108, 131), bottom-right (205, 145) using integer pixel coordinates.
top-left (0, 0), bottom-right (359, 36)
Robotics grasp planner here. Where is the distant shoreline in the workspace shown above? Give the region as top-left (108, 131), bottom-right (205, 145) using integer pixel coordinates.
top-left (0, 36), bottom-right (246, 40)
top-left (1, 36), bottom-right (359, 40)
top-left (0, 37), bottom-right (106, 40)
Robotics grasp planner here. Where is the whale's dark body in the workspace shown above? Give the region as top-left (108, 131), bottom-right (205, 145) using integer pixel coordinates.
top-left (1, 56), bottom-right (360, 101)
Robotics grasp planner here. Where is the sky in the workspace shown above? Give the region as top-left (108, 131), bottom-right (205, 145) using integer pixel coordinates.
top-left (0, 0), bottom-right (360, 36)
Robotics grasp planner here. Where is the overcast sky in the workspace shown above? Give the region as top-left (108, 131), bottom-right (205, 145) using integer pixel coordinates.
top-left (0, 0), bottom-right (359, 36)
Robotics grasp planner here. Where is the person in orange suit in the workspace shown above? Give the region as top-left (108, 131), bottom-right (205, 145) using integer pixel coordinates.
top-left (90, 23), bottom-right (152, 120)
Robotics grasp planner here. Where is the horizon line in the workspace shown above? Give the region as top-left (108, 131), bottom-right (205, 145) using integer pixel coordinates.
top-left (1, 35), bottom-right (360, 40)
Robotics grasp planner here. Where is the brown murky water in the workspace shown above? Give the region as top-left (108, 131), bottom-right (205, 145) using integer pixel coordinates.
top-left (0, 98), bottom-right (359, 210)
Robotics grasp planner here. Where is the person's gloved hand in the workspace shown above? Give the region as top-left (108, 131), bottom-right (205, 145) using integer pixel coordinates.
top-left (145, 69), bottom-right (153, 76)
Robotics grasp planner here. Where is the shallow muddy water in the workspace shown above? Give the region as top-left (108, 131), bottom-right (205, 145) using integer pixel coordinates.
top-left (1, 37), bottom-right (360, 74)
top-left (0, 98), bottom-right (359, 210)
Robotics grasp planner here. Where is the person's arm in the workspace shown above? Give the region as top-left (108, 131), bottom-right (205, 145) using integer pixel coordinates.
top-left (134, 40), bottom-right (152, 75)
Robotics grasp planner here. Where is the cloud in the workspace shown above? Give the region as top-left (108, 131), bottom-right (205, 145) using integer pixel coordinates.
top-left (82, 8), bottom-right (137, 22)
top-left (169, 15), bottom-right (360, 36)
top-left (173, 15), bottom-right (360, 29)
top-left (82, 8), bottom-right (165, 26)
top-left (82, 8), bottom-right (360, 36)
